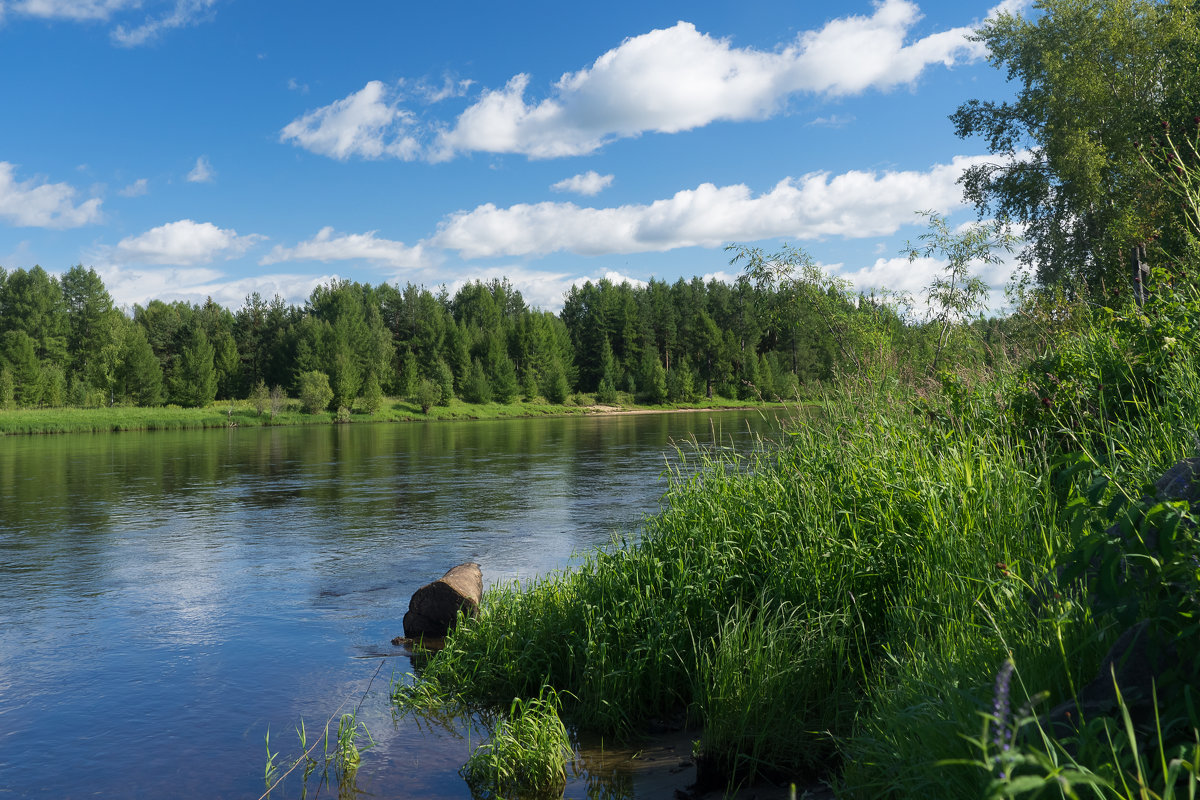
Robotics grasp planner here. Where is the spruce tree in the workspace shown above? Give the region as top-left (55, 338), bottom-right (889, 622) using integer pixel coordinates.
top-left (172, 322), bottom-right (217, 407)
top-left (120, 325), bottom-right (164, 406)
top-left (462, 359), bottom-right (492, 404)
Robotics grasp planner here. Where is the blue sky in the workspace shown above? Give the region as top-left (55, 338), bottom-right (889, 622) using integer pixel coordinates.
top-left (0, 0), bottom-right (1026, 313)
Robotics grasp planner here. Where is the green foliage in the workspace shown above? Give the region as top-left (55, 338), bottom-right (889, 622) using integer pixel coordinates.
top-left (729, 243), bottom-right (899, 376)
top-left (251, 379), bottom-right (270, 415)
top-left (904, 211), bottom-right (1017, 373)
top-left (595, 375), bottom-right (618, 405)
top-left (520, 368), bottom-right (540, 402)
top-left (1, 329), bottom-right (43, 407)
top-left (262, 710), bottom-right (374, 799)
top-left (459, 687), bottom-right (571, 800)
top-left (117, 324), bottom-right (163, 407)
top-left (1010, 269), bottom-right (1200, 442)
top-left (431, 358), bottom-right (454, 406)
top-left (171, 321), bottom-right (217, 407)
top-left (953, 0), bottom-right (1200, 287)
top-left (298, 370), bottom-right (333, 414)
top-left (0, 368), bottom-right (14, 410)
top-left (666, 356), bottom-right (696, 402)
top-left (358, 371), bottom-right (384, 413)
top-left (416, 378), bottom-right (439, 414)
top-left (541, 358), bottom-right (569, 405)
top-left (462, 359), bottom-right (493, 404)
top-left (39, 363), bottom-right (65, 407)
top-left (639, 349), bottom-right (668, 404)
top-left (487, 348), bottom-right (519, 404)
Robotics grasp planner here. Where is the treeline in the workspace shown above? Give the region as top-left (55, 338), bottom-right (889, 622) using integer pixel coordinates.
top-left (0, 262), bottom-right (1008, 412)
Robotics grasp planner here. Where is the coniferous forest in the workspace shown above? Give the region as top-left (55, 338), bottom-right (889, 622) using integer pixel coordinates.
top-left (0, 260), bottom-right (1012, 413)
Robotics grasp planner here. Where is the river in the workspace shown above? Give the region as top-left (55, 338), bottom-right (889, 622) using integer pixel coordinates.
top-left (0, 409), bottom-right (782, 799)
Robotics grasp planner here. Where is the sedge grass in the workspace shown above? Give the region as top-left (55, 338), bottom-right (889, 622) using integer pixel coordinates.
top-left (459, 686), bottom-right (572, 800)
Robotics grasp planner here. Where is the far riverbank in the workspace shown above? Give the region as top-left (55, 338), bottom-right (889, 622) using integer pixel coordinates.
top-left (0, 395), bottom-right (791, 436)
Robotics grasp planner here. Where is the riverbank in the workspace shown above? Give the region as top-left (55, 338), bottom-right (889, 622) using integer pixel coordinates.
top-left (0, 395), bottom-right (781, 436)
top-left (394, 286), bottom-right (1200, 800)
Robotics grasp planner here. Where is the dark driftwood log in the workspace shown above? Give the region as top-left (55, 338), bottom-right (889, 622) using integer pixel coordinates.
top-left (402, 562), bottom-right (483, 639)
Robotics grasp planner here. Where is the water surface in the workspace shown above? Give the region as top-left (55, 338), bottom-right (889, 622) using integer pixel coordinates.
top-left (0, 410), bottom-right (779, 798)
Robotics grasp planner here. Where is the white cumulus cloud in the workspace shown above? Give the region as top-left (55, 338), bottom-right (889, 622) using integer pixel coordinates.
top-left (114, 219), bottom-right (264, 265)
top-left (440, 266), bottom-right (647, 312)
top-left (284, 1), bottom-right (992, 163)
top-left (97, 264), bottom-right (336, 309)
top-left (279, 81), bottom-right (421, 161)
top-left (551, 171), bottom-right (614, 196)
top-left (186, 156), bottom-right (214, 183)
top-left (0, 162), bottom-right (103, 228)
top-left (433, 155), bottom-right (993, 259)
top-left (260, 227), bottom-right (429, 269)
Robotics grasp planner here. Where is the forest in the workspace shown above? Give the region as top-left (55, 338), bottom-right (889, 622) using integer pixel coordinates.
top-left (0, 257), bottom-right (1008, 413)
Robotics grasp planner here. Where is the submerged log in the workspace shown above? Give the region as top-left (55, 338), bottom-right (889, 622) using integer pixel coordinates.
top-left (402, 562), bottom-right (483, 639)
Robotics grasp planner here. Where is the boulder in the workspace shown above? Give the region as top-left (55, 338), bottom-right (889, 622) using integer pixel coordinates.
top-left (402, 562), bottom-right (483, 639)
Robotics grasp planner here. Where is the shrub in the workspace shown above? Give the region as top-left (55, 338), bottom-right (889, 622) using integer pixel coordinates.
top-left (251, 380), bottom-right (270, 415)
top-left (269, 385), bottom-right (285, 416)
top-left (298, 371), bottom-right (333, 414)
top-left (416, 378), bottom-right (439, 414)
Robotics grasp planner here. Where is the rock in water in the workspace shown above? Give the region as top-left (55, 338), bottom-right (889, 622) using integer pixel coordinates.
top-left (402, 563), bottom-right (483, 639)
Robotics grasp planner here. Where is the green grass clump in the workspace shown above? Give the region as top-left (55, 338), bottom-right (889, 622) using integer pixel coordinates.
top-left (459, 687), bottom-right (572, 800)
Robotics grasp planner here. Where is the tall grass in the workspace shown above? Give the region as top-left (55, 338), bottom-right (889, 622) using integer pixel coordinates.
top-left (395, 379), bottom-right (1060, 782)
top-left (394, 276), bottom-right (1200, 797)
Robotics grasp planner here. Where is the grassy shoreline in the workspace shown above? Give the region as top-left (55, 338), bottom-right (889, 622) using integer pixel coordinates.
top-left (0, 395), bottom-right (781, 436)
top-left (393, 285), bottom-right (1200, 799)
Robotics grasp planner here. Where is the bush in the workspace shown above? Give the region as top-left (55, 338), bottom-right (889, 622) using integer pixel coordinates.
top-left (298, 371), bottom-right (333, 414)
top-left (416, 378), bottom-right (439, 414)
top-left (251, 380), bottom-right (270, 415)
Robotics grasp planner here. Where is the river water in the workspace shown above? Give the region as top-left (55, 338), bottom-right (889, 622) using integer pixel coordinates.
top-left (0, 410), bottom-right (780, 799)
